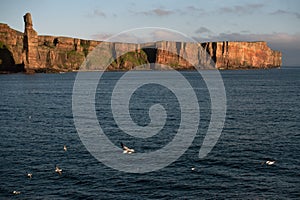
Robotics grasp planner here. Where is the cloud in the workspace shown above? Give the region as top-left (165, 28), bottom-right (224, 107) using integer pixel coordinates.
top-left (139, 8), bottom-right (173, 16)
top-left (271, 9), bottom-right (290, 15)
top-left (149, 30), bottom-right (193, 42)
top-left (195, 27), bottom-right (212, 34)
top-left (153, 8), bottom-right (173, 16)
top-left (178, 6), bottom-right (206, 16)
top-left (91, 29), bottom-right (194, 43)
top-left (219, 3), bottom-right (264, 15)
top-left (270, 9), bottom-right (300, 19)
top-left (240, 30), bottom-right (251, 33)
top-left (86, 9), bottom-right (106, 18)
top-left (137, 6), bottom-right (205, 17)
top-left (91, 32), bottom-right (145, 43)
top-left (186, 5), bottom-right (202, 12)
top-left (91, 33), bottom-right (113, 41)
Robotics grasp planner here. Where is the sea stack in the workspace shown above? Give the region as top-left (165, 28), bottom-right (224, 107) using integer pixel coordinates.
top-left (23, 13), bottom-right (39, 72)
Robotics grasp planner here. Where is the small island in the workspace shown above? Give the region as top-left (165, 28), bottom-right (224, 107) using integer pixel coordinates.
top-left (0, 13), bottom-right (282, 73)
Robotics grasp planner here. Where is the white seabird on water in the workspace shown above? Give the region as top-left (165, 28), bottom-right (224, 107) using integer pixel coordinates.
top-left (27, 172), bottom-right (32, 179)
top-left (120, 142), bottom-right (135, 154)
top-left (55, 166), bottom-right (63, 175)
top-left (12, 191), bottom-right (21, 195)
top-left (265, 160), bottom-right (275, 165)
top-left (63, 145), bottom-right (67, 152)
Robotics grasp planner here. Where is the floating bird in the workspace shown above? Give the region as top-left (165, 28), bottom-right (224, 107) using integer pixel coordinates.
top-left (55, 165), bottom-right (62, 175)
top-left (27, 172), bottom-right (32, 179)
top-left (191, 167), bottom-right (195, 171)
top-left (265, 160), bottom-right (275, 165)
top-left (12, 191), bottom-right (21, 195)
top-left (120, 142), bottom-right (135, 154)
top-left (63, 145), bottom-right (67, 152)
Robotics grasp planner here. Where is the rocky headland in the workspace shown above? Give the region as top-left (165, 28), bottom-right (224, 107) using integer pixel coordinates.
top-left (0, 13), bottom-right (281, 73)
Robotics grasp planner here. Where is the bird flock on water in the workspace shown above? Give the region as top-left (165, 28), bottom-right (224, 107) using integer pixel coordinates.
top-left (10, 140), bottom-right (277, 196)
top-left (11, 142), bottom-right (135, 195)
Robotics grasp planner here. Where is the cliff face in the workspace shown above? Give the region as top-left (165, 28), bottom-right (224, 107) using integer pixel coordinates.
top-left (0, 23), bottom-right (24, 72)
top-left (214, 41), bottom-right (282, 69)
top-left (35, 36), bottom-right (100, 72)
top-left (0, 13), bottom-right (281, 73)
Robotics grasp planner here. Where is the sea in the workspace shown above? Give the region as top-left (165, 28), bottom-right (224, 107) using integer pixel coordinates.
top-left (0, 67), bottom-right (299, 199)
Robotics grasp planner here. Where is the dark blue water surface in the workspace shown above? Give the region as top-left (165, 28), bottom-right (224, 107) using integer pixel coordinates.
top-left (0, 68), bottom-right (299, 199)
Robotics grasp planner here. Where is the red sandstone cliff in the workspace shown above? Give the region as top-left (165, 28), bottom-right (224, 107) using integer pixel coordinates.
top-left (0, 13), bottom-right (281, 73)
top-left (214, 41), bottom-right (281, 69)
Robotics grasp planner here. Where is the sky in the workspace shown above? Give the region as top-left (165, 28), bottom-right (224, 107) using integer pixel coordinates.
top-left (1, 0), bottom-right (300, 66)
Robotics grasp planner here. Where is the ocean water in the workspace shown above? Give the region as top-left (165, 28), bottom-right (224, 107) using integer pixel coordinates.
top-left (0, 68), bottom-right (299, 199)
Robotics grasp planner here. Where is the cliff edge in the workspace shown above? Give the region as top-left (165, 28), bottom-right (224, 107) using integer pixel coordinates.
top-left (0, 13), bottom-right (281, 73)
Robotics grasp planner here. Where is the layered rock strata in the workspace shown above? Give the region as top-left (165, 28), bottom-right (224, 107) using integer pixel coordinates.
top-left (0, 13), bottom-right (281, 73)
